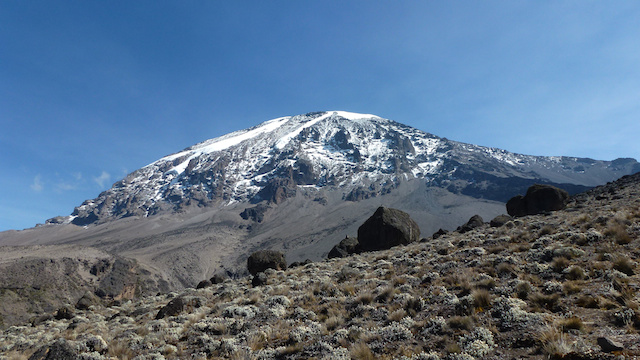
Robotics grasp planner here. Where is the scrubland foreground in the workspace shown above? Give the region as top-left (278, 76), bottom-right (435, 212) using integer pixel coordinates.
top-left (2, 173), bottom-right (640, 360)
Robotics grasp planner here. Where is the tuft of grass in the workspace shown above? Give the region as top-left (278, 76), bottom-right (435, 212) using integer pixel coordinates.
top-left (539, 225), bottom-right (555, 236)
top-left (605, 224), bottom-right (633, 245)
top-left (530, 293), bottom-right (561, 312)
top-left (350, 342), bottom-right (375, 360)
top-left (551, 257), bottom-right (571, 273)
top-left (559, 317), bottom-right (584, 332)
top-left (472, 289), bottom-right (492, 311)
top-left (563, 281), bottom-right (583, 295)
top-left (576, 295), bottom-right (599, 309)
top-left (515, 282), bottom-right (532, 300)
top-left (613, 256), bottom-right (635, 276)
top-left (447, 315), bottom-right (474, 330)
top-left (565, 266), bottom-right (585, 280)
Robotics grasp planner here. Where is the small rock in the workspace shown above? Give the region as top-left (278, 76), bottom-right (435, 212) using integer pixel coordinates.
top-left (156, 296), bottom-right (185, 319)
top-left (432, 228), bottom-right (449, 240)
top-left (490, 214), bottom-right (512, 227)
top-left (76, 292), bottom-right (98, 310)
top-left (196, 280), bottom-right (212, 289)
top-left (28, 339), bottom-right (79, 360)
top-left (210, 274), bottom-right (226, 284)
top-left (252, 272), bottom-right (268, 287)
top-left (289, 259), bottom-right (312, 268)
top-left (54, 306), bottom-right (75, 320)
top-left (597, 336), bottom-right (624, 353)
top-left (458, 215), bottom-right (484, 233)
top-left (328, 236), bottom-right (360, 258)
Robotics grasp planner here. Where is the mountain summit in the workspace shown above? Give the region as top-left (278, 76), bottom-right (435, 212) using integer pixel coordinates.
top-left (61, 111), bottom-right (638, 226)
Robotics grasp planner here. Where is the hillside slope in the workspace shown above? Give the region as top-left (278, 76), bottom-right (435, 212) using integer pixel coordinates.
top-left (2, 173), bottom-right (640, 359)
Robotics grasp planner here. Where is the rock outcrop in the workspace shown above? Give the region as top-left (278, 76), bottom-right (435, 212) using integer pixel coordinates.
top-left (507, 184), bottom-right (570, 217)
top-left (357, 207), bottom-right (420, 251)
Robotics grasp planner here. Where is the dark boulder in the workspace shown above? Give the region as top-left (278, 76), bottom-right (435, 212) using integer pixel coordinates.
top-left (28, 339), bottom-right (79, 360)
top-left (252, 272), bottom-right (268, 287)
top-left (597, 336), bottom-right (624, 353)
top-left (196, 280), bottom-right (212, 289)
top-left (76, 293), bottom-right (99, 310)
top-left (54, 306), bottom-right (75, 320)
top-left (156, 296), bottom-right (185, 320)
top-left (431, 228), bottom-right (449, 240)
top-left (457, 215), bottom-right (484, 233)
top-left (247, 250), bottom-right (287, 275)
top-left (490, 214), bottom-right (512, 227)
top-left (507, 184), bottom-right (570, 217)
top-left (328, 236), bottom-right (360, 259)
top-left (210, 274), bottom-right (226, 284)
top-left (357, 207), bottom-right (420, 252)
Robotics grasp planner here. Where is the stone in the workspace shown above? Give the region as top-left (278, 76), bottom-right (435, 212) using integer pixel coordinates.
top-left (357, 207), bottom-right (420, 252)
top-left (247, 250), bottom-right (287, 275)
top-left (597, 336), bottom-right (624, 353)
top-left (196, 280), bottom-right (212, 289)
top-left (432, 228), bottom-right (449, 240)
top-left (75, 293), bottom-right (98, 310)
top-left (28, 339), bottom-right (79, 360)
top-left (210, 274), bottom-right (226, 284)
top-left (156, 296), bottom-right (185, 319)
top-left (490, 214), bottom-right (512, 227)
top-left (328, 236), bottom-right (360, 258)
top-left (507, 184), bottom-right (569, 217)
top-left (252, 272), bottom-right (268, 287)
top-left (54, 306), bottom-right (75, 320)
top-left (458, 215), bottom-right (484, 233)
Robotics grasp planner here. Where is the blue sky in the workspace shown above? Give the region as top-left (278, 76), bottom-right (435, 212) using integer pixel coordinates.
top-left (1, 1), bottom-right (639, 231)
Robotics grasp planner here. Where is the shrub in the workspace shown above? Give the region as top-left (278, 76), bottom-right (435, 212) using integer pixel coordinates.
top-left (447, 316), bottom-right (474, 330)
top-left (551, 257), bottom-right (570, 273)
top-left (472, 289), bottom-right (492, 311)
top-left (564, 265), bottom-right (585, 280)
top-left (559, 317), bottom-right (584, 332)
top-left (515, 282), bottom-right (532, 300)
top-left (530, 293), bottom-right (561, 312)
top-left (613, 256), bottom-right (635, 276)
top-left (576, 295), bottom-right (599, 309)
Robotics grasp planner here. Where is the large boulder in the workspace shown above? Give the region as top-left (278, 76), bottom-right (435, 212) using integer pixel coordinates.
top-left (328, 236), bottom-right (360, 259)
top-left (247, 250), bottom-right (287, 275)
top-left (357, 207), bottom-right (420, 252)
top-left (507, 184), bottom-right (570, 217)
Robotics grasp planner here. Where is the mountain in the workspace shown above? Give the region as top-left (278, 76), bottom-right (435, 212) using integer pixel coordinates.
top-left (0, 111), bottom-right (638, 327)
top-left (53, 111), bottom-right (638, 226)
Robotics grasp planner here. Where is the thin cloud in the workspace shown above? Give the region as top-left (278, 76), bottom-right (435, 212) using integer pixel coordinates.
top-left (93, 171), bottom-right (111, 188)
top-left (30, 174), bottom-right (44, 192)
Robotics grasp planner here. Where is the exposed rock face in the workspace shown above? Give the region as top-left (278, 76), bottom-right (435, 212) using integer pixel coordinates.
top-left (458, 215), bottom-right (484, 233)
top-left (357, 207), bottom-right (420, 251)
top-left (328, 236), bottom-right (360, 259)
top-left (247, 250), bottom-right (287, 275)
top-left (507, 184), bottom-right (570, 217)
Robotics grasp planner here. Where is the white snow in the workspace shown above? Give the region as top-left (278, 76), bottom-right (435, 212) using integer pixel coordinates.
top-left (275, 112), bottom-right (332, 150)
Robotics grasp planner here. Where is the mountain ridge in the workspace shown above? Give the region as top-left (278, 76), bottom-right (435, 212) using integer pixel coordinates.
top-left (46, 111), bottom-right (638, 227)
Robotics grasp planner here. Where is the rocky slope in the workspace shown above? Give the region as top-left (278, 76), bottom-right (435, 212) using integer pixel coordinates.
top-left (2, 172), bottom-right (640, 359)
